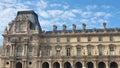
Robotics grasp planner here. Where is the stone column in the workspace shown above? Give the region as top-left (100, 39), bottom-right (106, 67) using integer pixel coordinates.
top-left (49, 62), bottom-right (52, 68)
top-left (82, 61), bottom-right (86, 68)
top-left (36, 60), bottom-right (39, 68)
top-left (60, 61), bottom-right (63, 68)
top-left (12, 44), bottom-right (15, 57)
top-left (39, 61), bottom-right (42, 68)
top-left (10, 60), bottom-right (15, 68)
top-left (71, 61), bottom-right (74, 68)
top-left (10, 46), bottom-right (12, 56)
top-left (23, 44), bottom-right (27, 56)
top-left (62, 46), bottom-right (66, 56)
top-left (94, 61), bottom-right (97, 68)
top-left (105, 61), bottom-right (109, 68)
top-left (23, 61), bottom-right (27, 68)
top-left (118, 62), bottom-right (120, 68)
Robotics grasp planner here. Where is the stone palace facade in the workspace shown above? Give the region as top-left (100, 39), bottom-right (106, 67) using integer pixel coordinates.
top-left (0, 10), bottom-right (120, 68)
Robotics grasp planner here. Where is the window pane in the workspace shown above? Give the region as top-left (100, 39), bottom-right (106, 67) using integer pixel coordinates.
top-left (28, 46), bottom-right (33, 56)
top-left (77, 48), bottom-right (81, 56)
top-left (88, 36), bottom-right (91, 42)
top-left (66, 48), bottom-right (70, 56)
top-left (46, 48), bottom-right (50, 56)
top-left (110, 47), bottom-right (114, 55)
top-left (17, 46), bottom-right (23, 56)
top-left (56, 47), bottom-right (60, 56)
top-left (67, 37), bottom-right (70, 42)
top-left (99, 47), bottom-right (102, 55)
top-left (88, 47), bottom-right (92, 55)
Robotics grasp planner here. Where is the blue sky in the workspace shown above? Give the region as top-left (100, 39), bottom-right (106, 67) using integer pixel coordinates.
top-left (0, 0), bottom-right (120, 45)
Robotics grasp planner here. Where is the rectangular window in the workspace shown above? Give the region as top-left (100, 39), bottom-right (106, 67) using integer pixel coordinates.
top-left (47, 38), bottom-right (50, 43)
top-left (57, 38), bottom-right (60, 42)
top-left (67, 37), bottom-right (70, 42)
top-left (88, 36), bottom-right (91, 42)
top-left (46, 48), bottom-right (50, 56)
top-left (66, 48), bottom-right (71, 56)
top-left (88, 47), bottom-right (92, 56)
top-left (98, 36), bottom-right (102, 41)
top-left (77, 48), bottom-right (81, 56)
top-left (110, 47), bottom-right (114, 55)
top-left (56, 48), bottom-right (60, 56)
top-left (110, 36), bottom-right (113, 41)
top-left (77, 37), bottom-right (80, 42)
top-left (99, 47), bottom-right (102, 55)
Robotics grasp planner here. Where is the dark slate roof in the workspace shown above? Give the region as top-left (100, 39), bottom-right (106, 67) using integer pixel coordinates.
top-left (17, 10), bottom-right (38, 17)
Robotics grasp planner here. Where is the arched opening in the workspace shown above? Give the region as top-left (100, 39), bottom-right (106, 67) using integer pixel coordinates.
top-left (75, 62), bottom-right (82, 68)
top-left (16, 62), bottom-right (22, 68)
top-left (64, 62), bottom-right (72, 68)
top-left (98, 62), bottom-right (106, 68)
top-left (53, 62), bottom-right (60, 68)
top-left (110, 62), bottom-right (118, 68)
top-left (87, 62), bottom-right (94, 68)
top-left (42, 62), bottom-right (49, 68)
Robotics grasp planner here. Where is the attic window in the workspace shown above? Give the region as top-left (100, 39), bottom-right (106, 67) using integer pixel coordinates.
top-left (18, 23), bottom-right (24, 32)
top-left (30, 22), bottom-right (35, 30)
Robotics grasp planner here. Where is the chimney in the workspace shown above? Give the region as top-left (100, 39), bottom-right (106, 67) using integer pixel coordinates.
top-left (53, 25), bottom-right (57, 32)
top-left (72, 24), bottom-right (76, 31)
top-left (82, 23), bottom-right (86, 30)
top-left (63, 24), bottom-right (66, 31)
top-left (103, 22), bottom-right (106, 30)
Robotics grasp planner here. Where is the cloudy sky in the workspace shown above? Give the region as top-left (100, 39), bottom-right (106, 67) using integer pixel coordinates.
top-left (0, 0), bottom-right (120, 45)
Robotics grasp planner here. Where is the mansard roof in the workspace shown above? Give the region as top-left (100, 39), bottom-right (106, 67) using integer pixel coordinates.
top-left (17, 10), bottom-right (38, 17)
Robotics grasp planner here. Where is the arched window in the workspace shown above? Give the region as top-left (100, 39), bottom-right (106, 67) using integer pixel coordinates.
top-left (28, 46), bottom-right (33, 56)
top-left (17, 46), bottom-right (23, 56)
top-left (6, 46), bottom-right (10, 56)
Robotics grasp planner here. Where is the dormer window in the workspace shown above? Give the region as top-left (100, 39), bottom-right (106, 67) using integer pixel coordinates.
top-left (18, 23), bottom-right (24, 32)
top-left (16, 23), bottom-right (24, 32)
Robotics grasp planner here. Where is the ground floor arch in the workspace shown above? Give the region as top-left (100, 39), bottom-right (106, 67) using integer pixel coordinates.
top-left (16, 62), bottom-right (22, 68)
top-left (53, 62), bottom-right (60, 68)
top-left (87, 62), bottom-right (94, 68)
top-left (64, 62), bottom-right (72, 68)
top-left (98, 62), bottom-right (106, 68)
top-left (75, 62), bottom-right (82, 68)
top-left (110, 62), bottom-right (118, 68)
top-left (42, 62), bottom-right (49, 68)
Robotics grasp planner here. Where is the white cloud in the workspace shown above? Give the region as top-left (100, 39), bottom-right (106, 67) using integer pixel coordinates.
top-left (86, 5), bottom-right (97, 10)
top-left (94, 12), bottom-right (111, 19)
top-left (36, 0), bottom-right (48, 9)
top-left (48, 10), bottom-right (63, 17)
top-left (81, 11), bottom-right (92, 18)
top-left (50, 3), bottom-right (61, 7)
top-left (0, 0), bottom-right (17, 3)
top-left (63, 5), bottom-right (69, 9)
